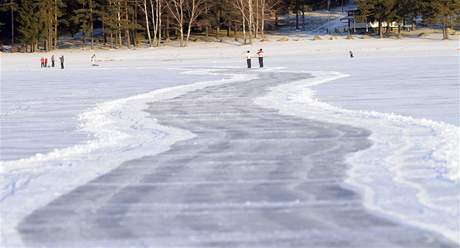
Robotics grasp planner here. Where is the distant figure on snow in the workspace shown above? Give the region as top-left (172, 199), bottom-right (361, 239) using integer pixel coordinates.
top-left (51, 55), bottom-right (55, 67)
top-left (40, 57), bottom-right (45, 68)
top-left (91, 54), bottom-right (97, 66)
top-left (256, 48), bottom-right (264, 68)
top-left (44, 57), bottom-right (48, 67)
top-left (245, 51), bottom-right (252, 69)
top-left (349, 50), bottom-right (354, 58)
top-left (59, 56), bottom-right (64, 69)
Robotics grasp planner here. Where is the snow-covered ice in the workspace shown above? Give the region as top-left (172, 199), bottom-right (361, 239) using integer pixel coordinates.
top-left (1, 37), bottom-right (459, 247)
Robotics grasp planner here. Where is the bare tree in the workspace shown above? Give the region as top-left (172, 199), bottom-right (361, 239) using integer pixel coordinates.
top-left (261, 0), bottom-right (280, 38)
top-left (166, 0), bottom-right (185, 46)
top-left (166, 0), bottom-right (207, 47)
top-left (141, 0), bottom-right (152, 46)
top-left (247, 0), bottom-right (253, 43)
top-left (184, 0), bottom-right (207, 46)
top-left (233, 0), bottom-right (248, 44)
top-left (151, 0), bottom-right (163, 47)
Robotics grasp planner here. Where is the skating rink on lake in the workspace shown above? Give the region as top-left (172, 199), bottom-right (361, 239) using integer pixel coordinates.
top-left (1, 37), bottom-right (459, 247)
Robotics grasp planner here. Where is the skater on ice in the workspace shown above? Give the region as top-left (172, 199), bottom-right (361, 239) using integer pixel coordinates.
top-left (40, 57), bottom-right (45, 68)
top-left (349, 50), bottom-right (354, 58)
top-left (256, 49), bottom-right (264, 68)
top-left (91, 54), bottom-right (97, 66)
top-left (59, 55), bottom-right (64, 69)
top-left (51, 55), bottom-right (55, 67)
top-left (245, 51), bottom-right (252, 69)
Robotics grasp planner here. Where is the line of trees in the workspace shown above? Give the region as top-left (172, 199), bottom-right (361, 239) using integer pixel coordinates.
top-left (0, 0), bottom-right (351, 51)
top-left (356, 0), bottom-right (460, 39)
top-left (0, 0), bottom-right (458, 51)
top-left (0, 0), bottom-right (286, 51)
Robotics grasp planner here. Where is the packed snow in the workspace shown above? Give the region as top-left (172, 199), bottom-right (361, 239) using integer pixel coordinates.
top-left (1, 37), bottom-right (459, 246)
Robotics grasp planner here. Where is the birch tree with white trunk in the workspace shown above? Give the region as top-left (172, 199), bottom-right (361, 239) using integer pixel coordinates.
top-left (166, 0), bottom-right (185, 47)
top-left (184, 0), bottom-right (207, 46)
top-left (233, 0), bottom-right (248, 44)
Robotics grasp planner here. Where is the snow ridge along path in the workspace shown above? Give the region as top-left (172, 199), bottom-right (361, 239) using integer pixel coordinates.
top-left (17, 69), bottom-right (456, 248)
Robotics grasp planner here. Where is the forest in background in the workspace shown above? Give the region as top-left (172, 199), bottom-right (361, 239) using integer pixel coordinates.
top-left (0, 0), bottom-right (459, 52)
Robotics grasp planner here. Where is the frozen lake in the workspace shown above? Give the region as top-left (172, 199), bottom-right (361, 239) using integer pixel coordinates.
top-left (311, 54), bottom-right (459, 126)
top-left (1, 58), bottom-right (219, 161)
top-left (1, 39), bottom-right (459, 247)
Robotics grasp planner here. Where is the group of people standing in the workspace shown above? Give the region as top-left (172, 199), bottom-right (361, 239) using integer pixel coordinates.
top-left (40, 55), bottom-right (65, 69)
top-left (245, 49), bottom-right (265, 69)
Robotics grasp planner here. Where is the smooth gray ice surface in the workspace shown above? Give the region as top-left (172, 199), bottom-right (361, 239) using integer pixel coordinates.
top-left (17, 70), bottom-right (456, 248)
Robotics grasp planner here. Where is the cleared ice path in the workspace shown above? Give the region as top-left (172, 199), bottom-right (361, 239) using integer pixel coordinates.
top-left (18, 70), bottom-right (455, 248)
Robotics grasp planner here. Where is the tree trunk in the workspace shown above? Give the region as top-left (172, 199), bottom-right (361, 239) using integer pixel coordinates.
top-left (151, 0), bottom-right (159, 46)
top-left (117, 1), bottom-right (122, 47)
top-left (216, 10), bottom-right (221, 38)
top-left (133, 3), bottom-right (138, 47)
top-left (47, 8), bottom-right (52, 51)
top-left (110, 31), bottom-right (114, 48)
top-left (11, 1), bottom-right (14, 46)
top-left (248, 0), bottom-right (253, 44)
top-left (166, 14), bottom-right (170, 40)
top-left (275, 11), bottom-right (278, 29)
top-left (157, 0), bottom-right (162, 46)
top-left (180, 6), bottom-right (184, 47)
top-left (125, 0), bottom-right (131, 48)
top-left (186, 22), bottom-right (191, 46)
top-left (365, 18), bottom-right (369, 33)
top-left (54, 0), bottom-right (58, 49)
top-left (255, 0), bottom-right (259, 38)
top-left (261, 0), bottom-right (265, 38)
top-left (378, 20), bottom-right (383, 38)
top-left (205, 2), bottom-right (209, 37)
top-left (180, 26), bottom-right (185, 47)
top-left (90, 0), bottom-right (94, 49)
top-left (443, 16), bottom-right (449, 40)
top-left (144, 0), bottom-right (152, 46)
top-left (302, 10), bottom-right (305, 30)
top-left (242, 16), bottom-right (247, 44)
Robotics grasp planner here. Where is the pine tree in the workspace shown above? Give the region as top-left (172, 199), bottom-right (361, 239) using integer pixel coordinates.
top-left (17, 0), bottom-right (40, 51)
top-left (0, 0), bottom-right (17, 46)
top-left (420, 0), bottom-right (460, 40)
top-left (74, 0), bottom-right (99, 49)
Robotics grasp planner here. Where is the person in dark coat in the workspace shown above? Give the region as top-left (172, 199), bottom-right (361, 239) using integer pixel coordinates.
top-left (349, 50), bottom-right (354, 58)
top-left (44, 57), bottom-right (48, 67)
top-left (59, 56), bottom-right (64, 69)
top-left (51, 55), bottom-right (55, 67)
top-left (256, 48), bottom-right (265, 68)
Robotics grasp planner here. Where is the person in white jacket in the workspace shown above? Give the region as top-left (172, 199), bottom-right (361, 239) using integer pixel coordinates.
top-left (256, 48), bottom-right (264, 68)
top-left (91, 54), bottom-right (97, 66)
top-left (245, 51), bottom-right (252, 68)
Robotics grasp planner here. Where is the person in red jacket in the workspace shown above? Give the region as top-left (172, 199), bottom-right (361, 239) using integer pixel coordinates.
top-left (40, 57), bottom-right (45, 68)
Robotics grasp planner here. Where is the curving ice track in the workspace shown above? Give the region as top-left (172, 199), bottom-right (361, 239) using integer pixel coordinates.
top-left (17, 70), bottom-right (456, 247)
